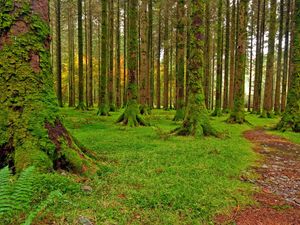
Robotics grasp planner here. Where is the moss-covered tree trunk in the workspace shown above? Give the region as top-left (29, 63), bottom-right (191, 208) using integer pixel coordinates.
top-left (55, 0), bottom-right (62, 107)
top-left (0, 0), bottom-right (96, 174)
top-left (212, 0), bottom-right (223, 117)
top-left (116, 0), bottom-right (121, 109)
top-left (227, 0), bottom-right (249, 123)
top-left (97, 0), bottom-right (109, 115)
top-left (174, 0), bottom-right (216, 137)
top-left (277, 0), bottom-right (300, 132)
top-left (76, 0), bottom-right (86, 110)
top-left (274, 0), bottom-right (284, 114)
top-left (117, 0), bottom-right (146, 126)
top-left (139, 0), bottom-right (150, 115)
top-left (229, 0), bottom-right (236, 110)
top-left (262, 0), bottom-right (277, 118)
top-left (108, 0), bottom-right (115, 111)
top-left (281, 0), bottom-right (291, 112)
top-left (67, 0), bottom-right (75, 107)
top-left (204, 0), bottom-right (211, 109)
top-left (163, 1), bottom-right (170, 110)
top-left (173, 0), bottom-right (185, 121)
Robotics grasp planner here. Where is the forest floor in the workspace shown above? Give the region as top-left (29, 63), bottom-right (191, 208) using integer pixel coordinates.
top-left (9, 109), bottom-right (299, 225)
top-left (215, 128), bottom-right (300, 225)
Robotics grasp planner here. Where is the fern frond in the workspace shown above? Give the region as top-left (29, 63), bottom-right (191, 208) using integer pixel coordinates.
top-left (12, 166), bottom-right (35, 211)
top-left (23, 190), bottom-right (62, 225)
top-left (0, 167), bottom-right (13, 215)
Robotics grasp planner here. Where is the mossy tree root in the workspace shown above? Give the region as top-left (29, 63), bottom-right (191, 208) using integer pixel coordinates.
top-left (173, 108), bottom-right (185, 121)
top-left (97, 104), bottom-right (110, 116)
top-left (117, 100), bottom-right (148, 126)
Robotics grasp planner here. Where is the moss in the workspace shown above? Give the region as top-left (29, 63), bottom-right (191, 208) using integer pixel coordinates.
top-left (0, 0), bottom-right (97, 175)
top-left (173, 107), bottom-right (185, 121)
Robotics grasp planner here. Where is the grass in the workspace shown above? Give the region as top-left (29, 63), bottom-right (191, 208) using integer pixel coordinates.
top-left (12, 109), bottom-right (298, 224)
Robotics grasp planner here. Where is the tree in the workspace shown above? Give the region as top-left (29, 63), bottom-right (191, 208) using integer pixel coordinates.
top-left (117, 0), bottom-right (147, 126)
top-left (0, 0), bottom-right (95, 173)
top-left (228, 0), bottom-right (249, 123)
top-left (87, 0), bottom-right (93, 108)
top-left (262, 0), bottom-right (277, 118)
top-left (229, 0), bottom-right (236, 110)
top-left (55, 0), bottom-right (63, 107)
top-left (212, 0), bottom-right (223, 116)
top-left (274, 0), bottom-right (284, 114)
top-left (173, 0), bottom-right (185, 121)
top-left (139, 0), bottom-right (150, 114)
top-left (67, 0), bottom-right (76, 107)
top-left (277, 0), bottom-right (300, 132)
top-left (163, 0), bottom-right (170, 110)
top-left (98, 0), bottom-right (110, 115)
top-left (223, 0), bottom-right (230, 112)
top-left (116, 0), bottom-right (121, 108)
top-left (77, 0), bottom-right (86, 110)
top-left (174, 0), bottom-right (216, 137)
top-left (156, 7), bottom-right (162, 109)
top-left (281, 0), bottom-right (291, 112)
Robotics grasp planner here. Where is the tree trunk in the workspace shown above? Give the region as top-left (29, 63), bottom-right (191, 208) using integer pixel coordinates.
top-left (149, 0), bottom-right (154, 109)
top-left (229, 0), bottom-right (236, 110)
top-left (156, 8), bottom-right (162, 109)
top-left (87, 0), bottom-right (93, 108)
top-left (68, 0), bottom-right (75, 107)
top-left (123, 0), bottom-right (128, 107)
top-left (173, 0), bottom-right (185, 121)
top-left (248, 6), bottom-right (254, 112)
top-left (212, 0), bottom-right (223, 116)
top-left (55, 0), bottom-right (62, 107)
top-left (274, 0), bottom-right (284, 114)
top-left (108, 0), bottom-right (116, 111)
top-left (277, 0), bottom-right (300, 132)
top-left (262, 0), bottom-right (277, 117)
top-left (204, 1), bottom-right (211, 109)
top-left (163, 1), bottom-right (170, 110)
top-left (139, 0), bottom-right (150, 114)
top-left (281, 0), bottom-right (291, 112)
top-left (98, 0), bottom-right (109, 115)
top-left (223, 0), bottom-right (230, 113)
top-left (0, 0), bottom-right (96, 174)
top-left (174, 0), bottom-right (216, 137)
top-left (116, 0), bottom-right (121, 109)
top-left (228, 0), bottom-right (248, 123)
top-left (117, 0), bottom-right (147, 126)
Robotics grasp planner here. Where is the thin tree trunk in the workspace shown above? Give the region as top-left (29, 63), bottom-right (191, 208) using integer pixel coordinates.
top-left (116, 0), bottom-right (121, 108)
top-left (163, 1), bottom-right (170, 110)
top-left (223, 0), bottom-right (230, 112)
top-left (156, 8), bottom-right (162, 109)
top-left (56, 0), bottom-right (62, 107)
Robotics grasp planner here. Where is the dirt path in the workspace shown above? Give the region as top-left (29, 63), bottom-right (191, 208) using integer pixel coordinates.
top-left (216, 128), bottom-right (300, 225)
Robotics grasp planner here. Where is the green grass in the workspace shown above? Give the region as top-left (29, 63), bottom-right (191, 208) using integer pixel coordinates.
top-left (24, 109), bottom-right (298, 224)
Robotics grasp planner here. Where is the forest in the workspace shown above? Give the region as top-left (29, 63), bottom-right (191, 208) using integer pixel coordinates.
top-left (0, 0), bottom-right (299, 224)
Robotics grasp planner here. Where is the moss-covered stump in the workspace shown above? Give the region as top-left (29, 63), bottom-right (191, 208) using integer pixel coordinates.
top-left (173, 107), bottom-right (185, 121)
top-left (117, 100), bottom-right (148, 127)
top-left (0, 0), bottom-right (97, 174)
top-left (97, 104), bottom-right (110, 116)
top-left (140, 104), bottom-right (151, 115)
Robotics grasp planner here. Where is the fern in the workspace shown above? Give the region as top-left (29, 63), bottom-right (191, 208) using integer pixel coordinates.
top-left (12, 166), bottom-right (35, 211)
top-left (0, 167), bottom-right (13, 215)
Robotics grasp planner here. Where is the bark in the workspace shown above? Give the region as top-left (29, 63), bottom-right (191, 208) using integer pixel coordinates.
top-left (173, 0), bottom-right (185, 121)
top-left (77, 0), bottom-right (86, 109)
top-left (228, 0), bottom-right (249, 123)
top-left (68, 0), bottom-right (75, 107)
top-left (204, 0), bottom-right (211, 109)
top-left (87, 0), bottom-right (93, 108)
top-left (156, 8), bottom-right (162, 109)
top-left (108, 0), bottom-right (116, 111)
top-left (139, 0), bottom-right (150, 114)
top-left (55, 0), bottom-right (62, 107)
top-left (0, 0), bottom-right (96, 174)
top-left (274, 0), bottom-right (284, 114)
top-left (248, 7), bottom-right (254, 112)
top-left (163, 1), bottom-right (170, 110)
top-left (149, 0), bottom-right (154, 108)
top-left (229, 0), bottom-right (236, 110)
top-left (277, 0), bottom-right (300, 132)
top-left (117, 0), bottom-right (147, 126)
top-left (116, 0), bottom-right (121, 108)
top-left (212, 0), bottom-right (223, 116)
top-left (123, 0), bottom-right (128, 106)
top-left (262, 0), bottom-right (277, 118)
top-left (223, 0), bottom-right (230, 112)
top-left (97, 0), bottom-right (109, 115)
top-left (281, 0), bottom-right (291, 112)
top-left (174, 0), bottom-right (216, 137)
